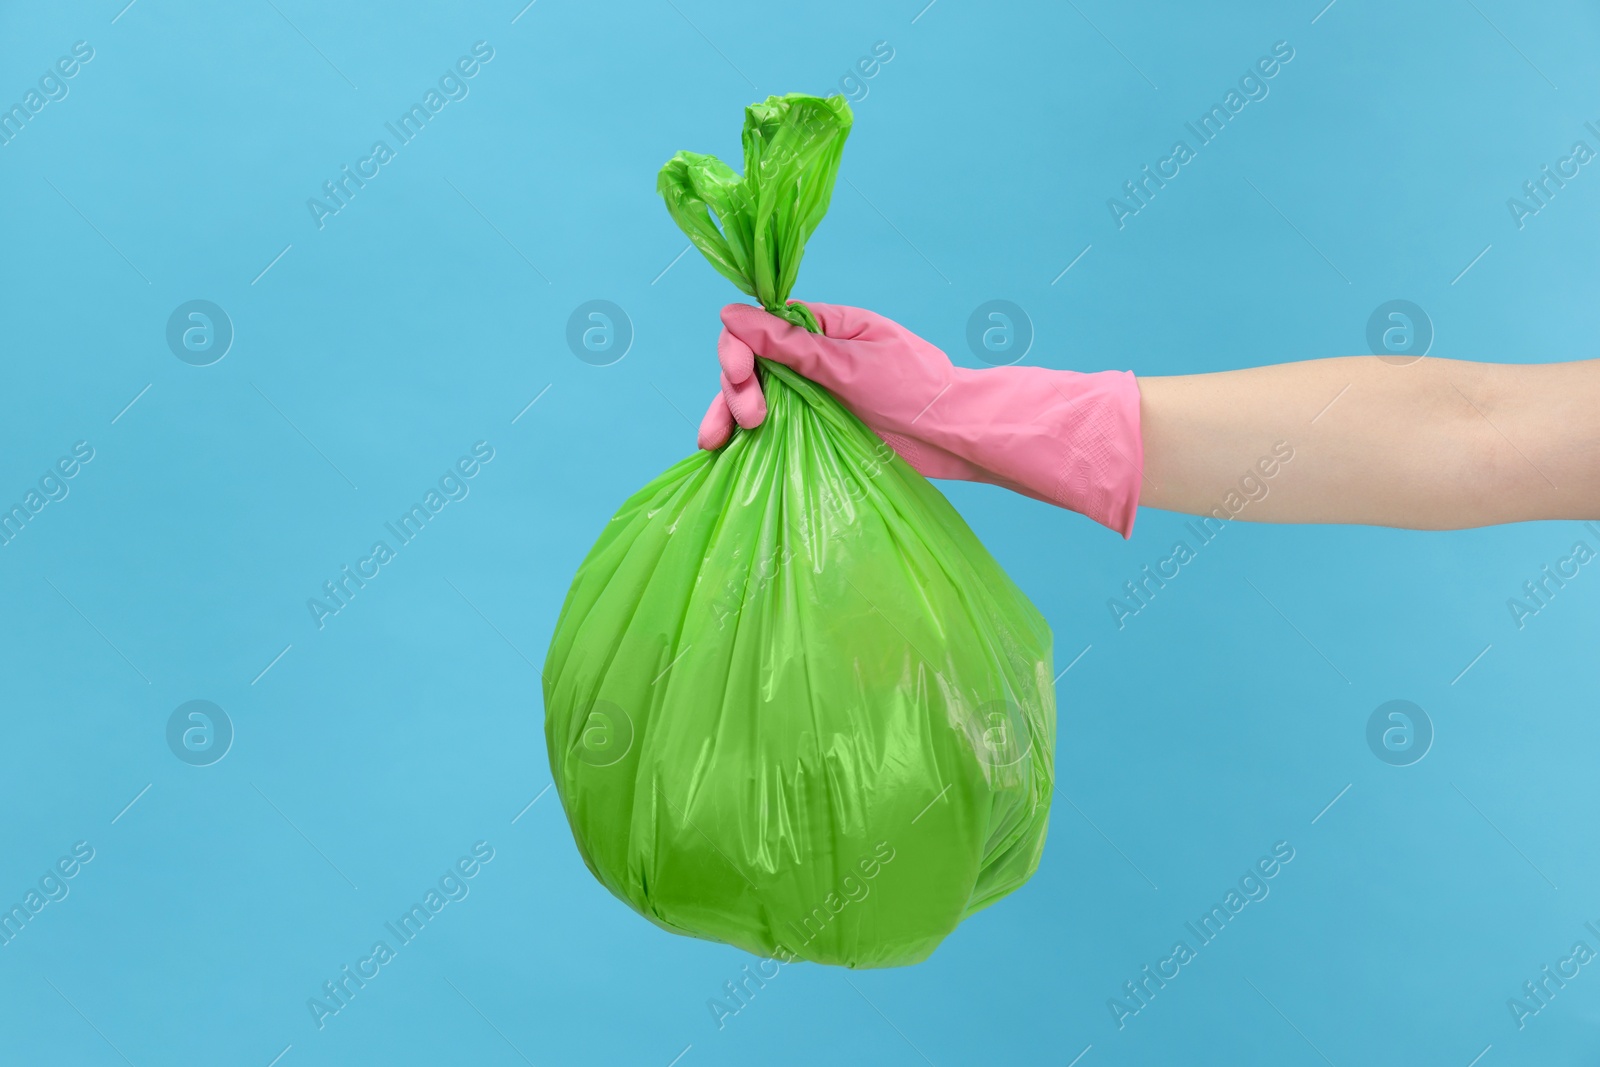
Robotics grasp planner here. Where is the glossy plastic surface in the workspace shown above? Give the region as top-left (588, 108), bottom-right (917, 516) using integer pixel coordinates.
top-left (543, 94), bottom-right (1056, 967)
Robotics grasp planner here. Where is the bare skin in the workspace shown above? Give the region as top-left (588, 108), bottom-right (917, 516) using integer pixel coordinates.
top-left (1137, 356), bottom-right (1600, 529)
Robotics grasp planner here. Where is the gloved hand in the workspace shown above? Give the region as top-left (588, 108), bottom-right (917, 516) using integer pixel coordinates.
top-left (697, 301), bottom-right (1145, 538)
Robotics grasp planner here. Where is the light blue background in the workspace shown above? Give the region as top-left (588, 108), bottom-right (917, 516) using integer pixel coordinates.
top-left (2, 1), bottom-right (1598, 1064)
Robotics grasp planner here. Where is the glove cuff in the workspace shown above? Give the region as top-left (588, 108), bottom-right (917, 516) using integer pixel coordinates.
top-left (939, 366), bottom-right (1145, 538)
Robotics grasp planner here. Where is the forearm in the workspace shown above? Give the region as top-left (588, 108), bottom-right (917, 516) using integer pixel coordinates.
top-left (1135, 356), bottom-right (1600, 529)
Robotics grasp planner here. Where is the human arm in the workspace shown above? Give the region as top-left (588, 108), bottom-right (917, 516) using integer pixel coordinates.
top-left (1137, 356), bottom-right (1600, 528)
top-left (700, 302), bottom-right (1600, 534)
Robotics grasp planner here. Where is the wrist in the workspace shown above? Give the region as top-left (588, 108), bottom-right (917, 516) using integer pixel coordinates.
top-left (932, 365), bottom-right (1145, 538)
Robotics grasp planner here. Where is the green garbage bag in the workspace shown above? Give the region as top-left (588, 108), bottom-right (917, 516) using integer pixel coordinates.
top-left (543, 93), bottom-right (1055, 968)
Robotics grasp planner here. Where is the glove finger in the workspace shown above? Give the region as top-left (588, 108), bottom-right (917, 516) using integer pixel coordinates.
top-left (721, 303), bottom-right (853, 387)
top-left (722, 368), bottom-right (767, 429)
top-left (717, 327), bottom-right (756, 384)
top-left (697, 392), bottom-right (735, 450)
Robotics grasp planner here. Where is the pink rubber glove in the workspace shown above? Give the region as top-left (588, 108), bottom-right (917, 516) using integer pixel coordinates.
top-left (697, 302), bottom-right (1145, 538)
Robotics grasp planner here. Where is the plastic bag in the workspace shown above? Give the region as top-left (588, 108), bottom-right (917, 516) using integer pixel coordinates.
top-left (543, 93), bottom-right (1056, 968)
